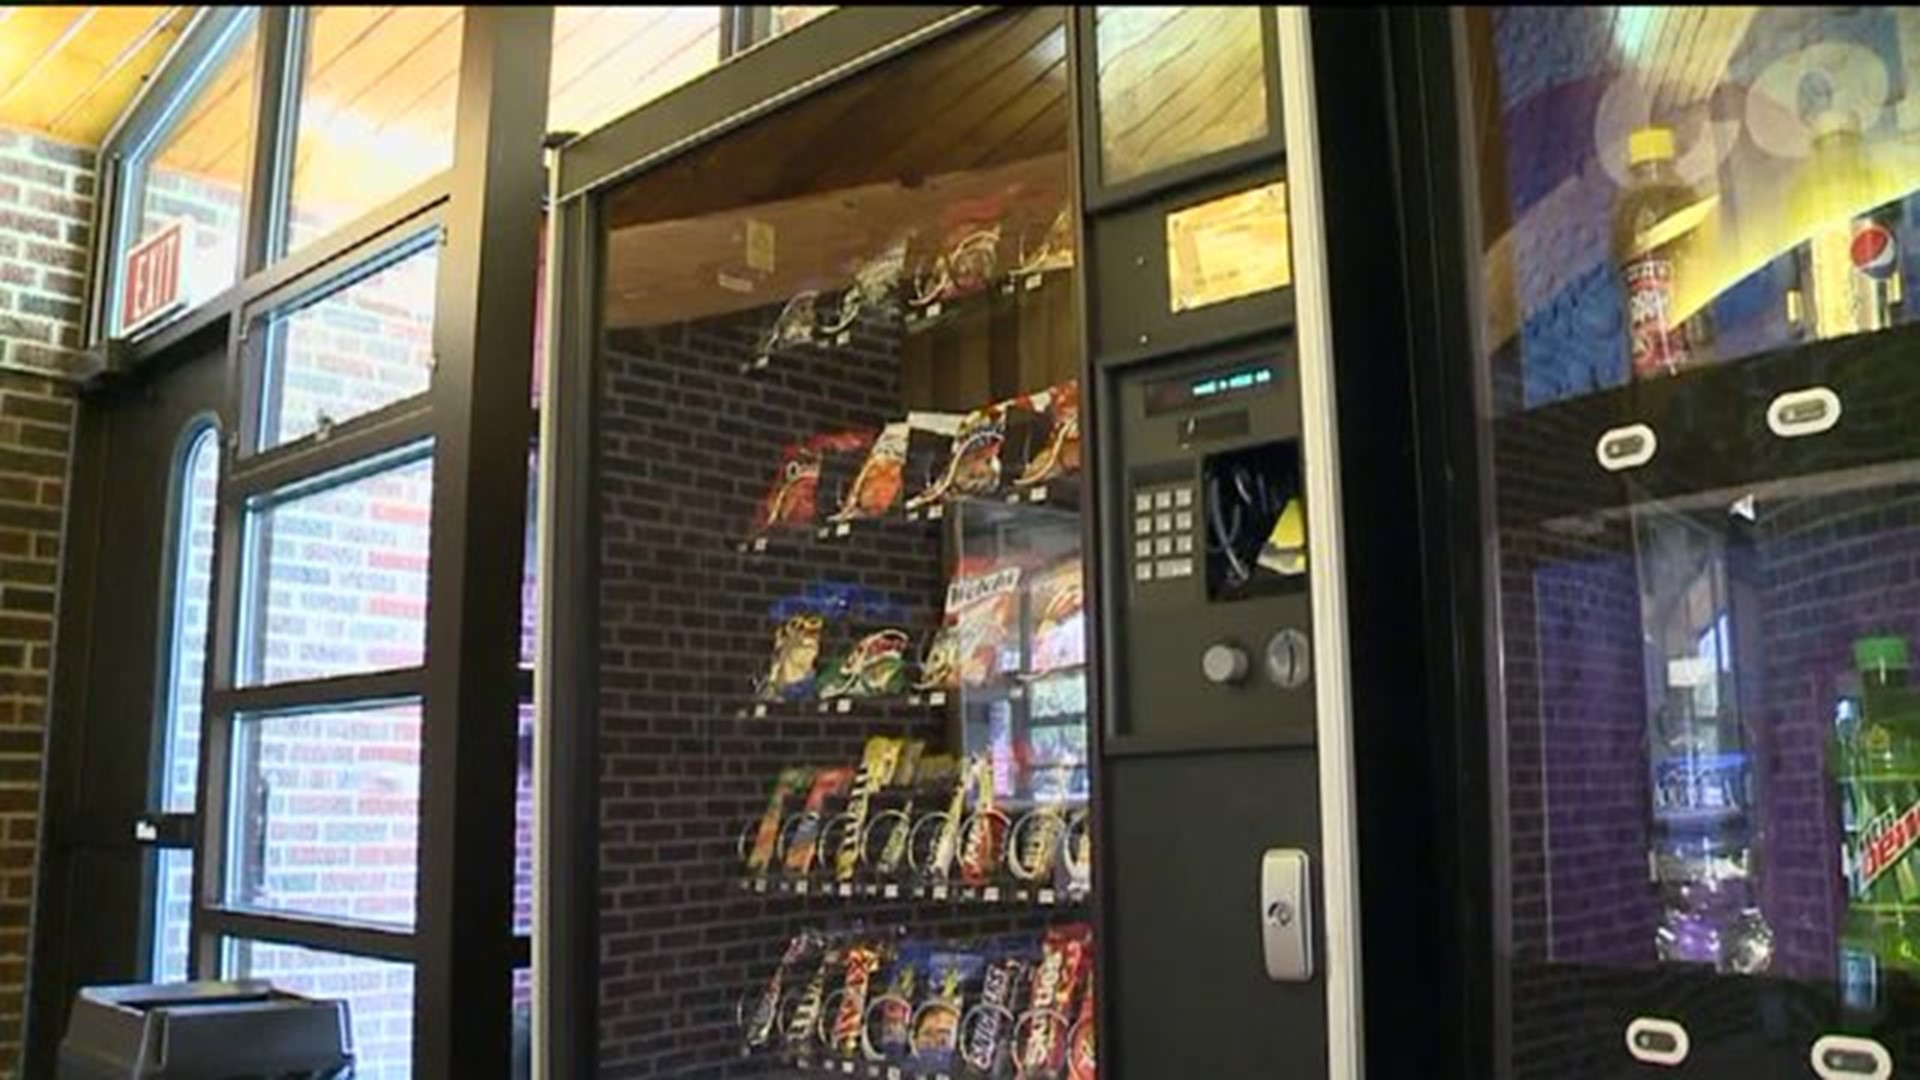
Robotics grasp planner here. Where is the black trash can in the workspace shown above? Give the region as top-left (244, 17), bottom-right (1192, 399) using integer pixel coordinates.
top-left (58, 980), bottom-right (353, 1078)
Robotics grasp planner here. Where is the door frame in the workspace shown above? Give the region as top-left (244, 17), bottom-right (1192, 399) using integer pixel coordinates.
top-left (26, 323), bottom-right (234, 1074)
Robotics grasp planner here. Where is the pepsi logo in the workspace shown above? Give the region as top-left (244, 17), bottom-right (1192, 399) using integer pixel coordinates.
top-left (1851, 221), bottom-right (1899, 280)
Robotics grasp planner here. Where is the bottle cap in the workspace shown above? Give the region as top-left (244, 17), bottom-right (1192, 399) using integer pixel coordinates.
top-left (1811, 108), bottom-right (1863, 139)
top-left (1855, 636), bottom-right (1910, 673)
top-left (1629, 125), bottom-right (1677, 167)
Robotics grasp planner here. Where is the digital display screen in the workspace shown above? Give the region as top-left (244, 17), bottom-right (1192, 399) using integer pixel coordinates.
top-left (1144, 362), bottom-right (1277, 416)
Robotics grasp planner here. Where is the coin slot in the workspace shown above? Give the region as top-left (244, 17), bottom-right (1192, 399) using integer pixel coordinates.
top-left (1811, 1035), bottom-right (1892, 1080)
top-left (1623, 1017), bottom-right (1689, 1067)
top-left (1768, 387), bottom-right (1842, 439)
top-left (1595, 424), bottom-right (1658, 472)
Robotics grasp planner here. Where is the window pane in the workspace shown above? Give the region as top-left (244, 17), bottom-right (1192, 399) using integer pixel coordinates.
top-left (161, 427), bottom-right (220, 811)
top-left (285, 7), bottom-right (463, 255)
top-left (548, 8), bottom-right (721, 137)
top-left (259, 238), bottom-right (438, 451)
top-left (226, 939), bottom-right (413, 1080)
top-left (152, 848), bottom-right (193, 983)
top-left (228, 702), bottom-right (421, 927)
top-left (241, 450), bottom-right (433, 686)
top-left (151, 425), bottom-right (219, 984)
top-left (132, 13), bottom-right (258, 330)
top-left (1095, 6), bottom-right (1270, 186)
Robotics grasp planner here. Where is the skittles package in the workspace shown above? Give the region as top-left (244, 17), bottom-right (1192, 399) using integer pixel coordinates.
top-left (782, 768), bottom-right (854, 878)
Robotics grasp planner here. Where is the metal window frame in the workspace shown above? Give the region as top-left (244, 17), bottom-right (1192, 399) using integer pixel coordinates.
top-left (90, 7), bottom-right (270, 349)
top-left (85, 5), bottom-right (780, 1076)
top-left (163, 9), bottom-right (546, 1077)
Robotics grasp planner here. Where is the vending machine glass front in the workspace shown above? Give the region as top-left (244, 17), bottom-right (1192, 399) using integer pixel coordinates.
top-left (1466, 6), bottom-right (1920, 1075)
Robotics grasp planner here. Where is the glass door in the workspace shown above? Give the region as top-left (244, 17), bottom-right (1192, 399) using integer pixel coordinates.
top-left (583, 9), bottom-right (1097, 1077)
top-left (1463, 6), bottom-right (1920, 1075)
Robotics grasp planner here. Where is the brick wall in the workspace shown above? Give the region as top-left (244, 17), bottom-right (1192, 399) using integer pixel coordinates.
top-left (595, 237), bottom-right (1084, 1073)
top-left (0, 126), bottom-right (93, 1074)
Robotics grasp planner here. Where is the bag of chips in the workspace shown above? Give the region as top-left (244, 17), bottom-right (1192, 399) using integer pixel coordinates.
top-left (1024, 559), bottom-right (1085, 676)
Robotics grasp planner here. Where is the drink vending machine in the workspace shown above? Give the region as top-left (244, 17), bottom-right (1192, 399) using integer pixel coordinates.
top-left (1395, 5), bottom-right (1920, 1077)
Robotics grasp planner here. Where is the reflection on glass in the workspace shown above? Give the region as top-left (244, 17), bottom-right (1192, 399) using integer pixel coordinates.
top-left (589, 10), bottom-right (1092, 1074)
top-left (515, 703), bottom-right (533, 936)
top-left (1095, 6), bottom-right (1268, 186)
top-left (227, 702), bottom-right (421, 927)
top-left (1469, 6), bottom-right (1920, 411)
top-left (259, 238), bottom-right (438, 450)
top-left (285, 7), bottom-right (462, 254)
top-left (225, 939), bottom-right (413, 1079)
top-left (548, 7), bottom-right (723, 136)
top-left (132, 13), bottom-right (259, 327)
top-left (240, 451), bottom-right (433, 685)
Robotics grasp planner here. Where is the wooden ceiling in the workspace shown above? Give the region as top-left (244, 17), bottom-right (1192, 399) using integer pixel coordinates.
top-left (602, 8), bottom-right (1070, 329)
top-left (0, 6), bottom-right (194, 145)
top-left (0, 4), bottom-right (724, 222)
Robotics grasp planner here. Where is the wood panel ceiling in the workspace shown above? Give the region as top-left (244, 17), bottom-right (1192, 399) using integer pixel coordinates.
top-left (0, 5), bottom-right (194, 145)
top-left (601, 8), bottom-right (1071, 330)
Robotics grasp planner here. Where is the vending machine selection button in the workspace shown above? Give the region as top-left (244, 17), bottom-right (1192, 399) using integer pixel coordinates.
top-left (1154, 490), bottom-right (1175, 510)
top-left (1135, 492), bottom-right (1154, 513)
top-left (1135, 540), bottom-right (1153, 559)
top-left (1136, 563), bottom-right (1155, 583)
top-left (1811, 1035), bottom-right (1892, 1080)
top-left (1158, 559), bottom-right (1193, 579)
top-left (1768, 386), bottom-right (1842, 439)
top-left (1623, 1017), bottom-right (1689, 1067)
top-left (1175, 535), bottom-right (1193, 555)
top-left (1596, 424), bottom-right (1658, 472)
top-left (1136, 514), bottom-right (1155, 536)
top-left (1174, 486), bottom-right (1194, 507)
top-left (1154, 538), bottom-right (1173, 556)
top-left (1174, 510), bottom-right (1193, 531)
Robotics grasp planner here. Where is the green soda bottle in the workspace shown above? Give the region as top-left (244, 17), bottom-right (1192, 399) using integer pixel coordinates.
top-left (1850, 636), bottom-right (1920, 971)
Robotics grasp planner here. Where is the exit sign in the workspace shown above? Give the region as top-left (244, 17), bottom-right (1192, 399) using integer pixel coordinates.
top-left (120, 220), bottom-right (186, 333)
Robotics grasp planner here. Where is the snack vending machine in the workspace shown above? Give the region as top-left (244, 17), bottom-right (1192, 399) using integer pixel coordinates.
top-left (542, 6), bottom-right (1408, 1079)
top-left (1397, 4), bottom-right (1920, 1076)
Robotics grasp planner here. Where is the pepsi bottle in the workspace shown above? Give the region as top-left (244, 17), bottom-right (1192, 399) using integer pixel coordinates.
top-left (1787, 109), bottom-right (1903, 340)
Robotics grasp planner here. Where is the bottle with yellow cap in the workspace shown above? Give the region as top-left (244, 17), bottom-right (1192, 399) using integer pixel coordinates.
top-left (1612, 124), bottom-right (1715, 379)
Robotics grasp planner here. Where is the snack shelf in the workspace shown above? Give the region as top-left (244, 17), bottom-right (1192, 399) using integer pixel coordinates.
top-left (738, 483), bottom-right (1082, 557)
top-left (737, 877), bottom-right (1090, 907)
top-left (767, 1053), bottom-right (978, 1079)
top-left (746, 262), bottom-right (1077, 376)
top-left (731, 667), bottom-right (1087, 719)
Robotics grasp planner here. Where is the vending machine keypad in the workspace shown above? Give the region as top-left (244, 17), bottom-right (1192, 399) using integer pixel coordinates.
top-left (1131, 482), bottom-right (1198, 582)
